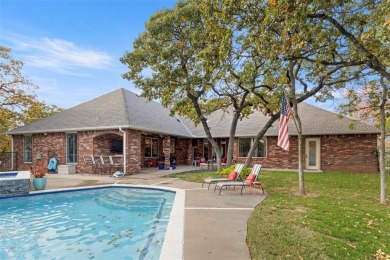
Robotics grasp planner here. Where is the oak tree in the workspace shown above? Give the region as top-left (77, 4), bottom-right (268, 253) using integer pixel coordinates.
top-left (0, 46), bottom-right (61, 152)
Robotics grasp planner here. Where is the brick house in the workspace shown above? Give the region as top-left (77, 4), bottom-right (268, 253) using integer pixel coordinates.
top-left (7, 88), bottom-right (380, 174)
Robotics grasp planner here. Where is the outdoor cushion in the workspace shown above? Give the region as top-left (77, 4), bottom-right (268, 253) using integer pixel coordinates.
top-left (214, 164), bottom-right (262, 195)
top-left (202, 164), bottom-right (245, 190)
top-left (228, 170), bottom-right (238, 181)
top-left (244, 173), bottom-right (256, 185)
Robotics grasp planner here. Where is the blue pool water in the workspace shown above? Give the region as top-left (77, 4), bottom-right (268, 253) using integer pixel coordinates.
top-left (0, 172), bottom-right (18, 178)
top-left (0, 187), bottom-right (175, 259)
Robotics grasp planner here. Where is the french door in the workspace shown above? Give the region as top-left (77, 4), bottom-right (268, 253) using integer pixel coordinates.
top-left (305, 138), bottom-right (321, 170)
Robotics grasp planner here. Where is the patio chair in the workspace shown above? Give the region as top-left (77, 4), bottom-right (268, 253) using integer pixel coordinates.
top-left (144, 159), bottom-right (157, 168)
top-left (202, 163), bottom-right (244, 190)
top-left (109, 155), bottom-right (123, 174)
top-left (99, 156), bottom-right (112, 175)
top-left (82, 155), bottom-right (93, 175)
top-left (214, 164), bottom-right (262, 195)
top-left (90, 155), bottom-right (102, 175)
top-left (199, 158), bottom-right (208, 170)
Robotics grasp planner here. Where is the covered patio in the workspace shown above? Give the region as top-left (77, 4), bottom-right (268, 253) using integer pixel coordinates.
top-left (78, 129), bottom-right (194, 175)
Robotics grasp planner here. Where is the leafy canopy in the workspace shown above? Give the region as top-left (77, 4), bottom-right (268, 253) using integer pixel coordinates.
top-left (0, 46), bottom-right (62, 152)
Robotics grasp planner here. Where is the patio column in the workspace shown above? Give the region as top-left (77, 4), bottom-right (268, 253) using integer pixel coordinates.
top-left (185, 139), bottom-right (193, 165)
top-left (162, 136), bottom-right (171, 166)
top-left (126, 129), bottom-right (142, 174)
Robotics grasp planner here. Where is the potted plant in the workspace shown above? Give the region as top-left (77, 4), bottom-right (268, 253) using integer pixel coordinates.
top-left (30, 163), bottom-right (47, 190)
top-left (157, 158), bottom-right (165, 170)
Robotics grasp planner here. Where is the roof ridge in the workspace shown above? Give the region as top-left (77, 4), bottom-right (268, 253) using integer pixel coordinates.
top-left (174, 114), bottom-right (195, 137)
top-left (120, 88), bottom-right (132, 125)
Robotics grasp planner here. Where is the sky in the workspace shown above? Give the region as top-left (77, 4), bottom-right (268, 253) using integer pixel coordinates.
top-left (0, 0), bottom-right (340, 111)
top-left (0, 0), bottom-right (178, 109)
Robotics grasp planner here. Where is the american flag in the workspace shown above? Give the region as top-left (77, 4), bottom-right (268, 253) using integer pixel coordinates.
top-left (277, 94), bottom-right (292, 151)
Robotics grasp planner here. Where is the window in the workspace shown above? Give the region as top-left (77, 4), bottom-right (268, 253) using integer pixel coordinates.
top-left (66, 133), bottom-right (77, 163)
top-left (111, 140), bottom-right (123, 154)
top-left (221, 138), bottom-right (226, 158)
top-left (238, 138), bottom-right (251, 157)
top-left (24, 136), bottom-right (32, 162)
top-left (238, 138), bottom-right (267, 158)
top-left (220, 144), bottom-right (227, 158)
top-left (145, 138), bottom-right (158, 157)
top-left (255, 138), bottom-right (267, 157)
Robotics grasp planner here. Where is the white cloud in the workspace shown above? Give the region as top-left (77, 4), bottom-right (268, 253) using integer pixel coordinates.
top-left (2, 33), bottom-right (113, 73)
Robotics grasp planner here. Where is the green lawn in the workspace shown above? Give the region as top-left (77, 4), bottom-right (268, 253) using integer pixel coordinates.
top-left (167, 170), bottom-right (390, 259)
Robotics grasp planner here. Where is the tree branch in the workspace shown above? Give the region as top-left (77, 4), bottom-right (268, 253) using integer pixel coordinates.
top-left (307, 13), bottom-right (390, 80)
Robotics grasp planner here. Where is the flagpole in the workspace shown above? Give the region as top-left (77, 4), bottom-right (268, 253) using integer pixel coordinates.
top-left (284, 94), bottom-right (299, 134)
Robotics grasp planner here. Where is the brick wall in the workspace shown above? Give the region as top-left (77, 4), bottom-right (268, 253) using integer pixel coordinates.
top-left (78, 131), bottom-right (98, 173)
top-left (162, 136), bottom-right (171, 165)
top-left (126, 129), bottom-right (142, 174)
top-left (234, 136), bottom-right (299, 169)
top-left (13, 133), bottom-right (66, 171)
top-left (176, 138), bottom-right (191, 165)
top-left (12, 129), bottom-right (144, 175)
top-left (77, 130), bottom-right (124, 173)
top-left (12, 132), bottom-right (378, 174)
top-left (196, 139), bottom-right (203, 159)
top-left (321, 134), bottom-right (378, 173)
top-left (232, 135), bottom-right (378, 173)
top-left (140, 135), bottom-right (145, 167)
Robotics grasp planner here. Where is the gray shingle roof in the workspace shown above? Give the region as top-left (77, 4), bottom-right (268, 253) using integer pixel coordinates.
top-left (7, 88), bottom-right (193, 137)
top-left (8, 88), bottom-right (379, 137)
top-left (181, 102), bottom-right (380, 137)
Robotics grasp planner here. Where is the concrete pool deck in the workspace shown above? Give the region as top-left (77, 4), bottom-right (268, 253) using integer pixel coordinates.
top-left (40, 166), bottom-right (267, 259)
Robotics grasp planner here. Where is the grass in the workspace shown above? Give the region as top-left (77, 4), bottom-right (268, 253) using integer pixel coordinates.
top-left (167, 170), bottom-right (390, 259)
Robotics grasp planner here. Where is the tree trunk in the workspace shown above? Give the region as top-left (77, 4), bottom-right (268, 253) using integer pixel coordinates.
top-left (379, 78), bottom-right (387, 205)
top-left (226, 110), bottom-right (240, 167)
top-left (244, 114), bottom-right (280, 167)
top-left (225, 89), bottom-right (250, 167)
top-left (189, 94), bottom-right (222, 171)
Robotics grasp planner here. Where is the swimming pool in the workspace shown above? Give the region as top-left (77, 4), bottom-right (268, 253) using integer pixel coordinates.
top-left (0, 185), bottom-right (184, 259)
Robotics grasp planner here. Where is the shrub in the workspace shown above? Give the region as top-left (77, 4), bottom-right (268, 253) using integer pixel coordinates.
top-left (219, 164), bottom-right (251, 177)
top-left (29, 163), bottom-right (46, 178)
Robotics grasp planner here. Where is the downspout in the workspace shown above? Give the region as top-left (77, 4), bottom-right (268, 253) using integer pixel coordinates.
top-left (119, 127), bottom-right (126, 176)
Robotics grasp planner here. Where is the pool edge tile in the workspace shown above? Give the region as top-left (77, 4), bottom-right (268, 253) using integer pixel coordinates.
top-left (160, 188), bottom-right (185, 260)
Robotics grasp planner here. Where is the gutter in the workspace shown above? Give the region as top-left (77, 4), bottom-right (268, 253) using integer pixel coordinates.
top-left (7, 125), bottom-right (194, 138)
top-left (119, 127), bottom-right (126, 176)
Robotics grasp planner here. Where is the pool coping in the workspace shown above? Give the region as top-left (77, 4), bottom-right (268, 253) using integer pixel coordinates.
top-left (28, 184), bottom-right (185, 260)
top-left (0, 170), bottom-right (30, 180)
